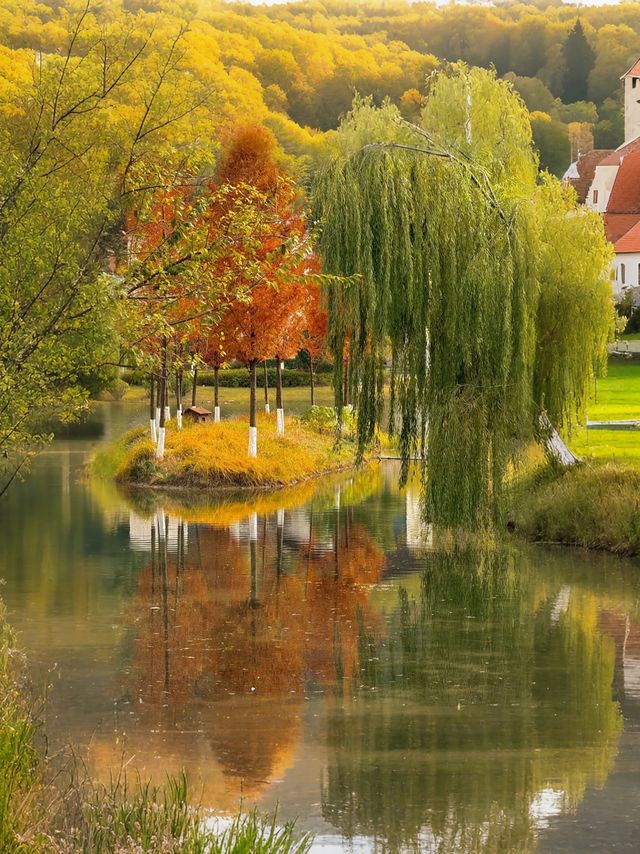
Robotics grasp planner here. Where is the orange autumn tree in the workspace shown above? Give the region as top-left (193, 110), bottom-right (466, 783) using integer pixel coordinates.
top-left (124, 164), bottom-right (279, 453)
top-left (211, 124), bottom-right (311, 454)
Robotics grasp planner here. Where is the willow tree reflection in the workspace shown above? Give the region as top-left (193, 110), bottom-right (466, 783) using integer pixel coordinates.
top-left (322, 548), bottom-right (622, 853)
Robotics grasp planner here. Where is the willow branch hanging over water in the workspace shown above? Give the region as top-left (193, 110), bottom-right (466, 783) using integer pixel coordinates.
top-left (313, 71), bottom-right (612, 530)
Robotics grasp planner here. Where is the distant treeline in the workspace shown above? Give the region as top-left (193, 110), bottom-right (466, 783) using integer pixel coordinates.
top-left (2, 1), bottom-right (638, 176)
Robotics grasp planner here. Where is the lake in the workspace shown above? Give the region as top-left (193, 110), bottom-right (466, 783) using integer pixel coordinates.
top-left (1, 395), bottom-right (639, 852)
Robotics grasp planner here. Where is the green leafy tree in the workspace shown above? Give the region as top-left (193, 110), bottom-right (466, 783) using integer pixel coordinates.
top-left (562, 20), bottom-right (596, 104)
top-left (314, 66), bottom-right (612, 529)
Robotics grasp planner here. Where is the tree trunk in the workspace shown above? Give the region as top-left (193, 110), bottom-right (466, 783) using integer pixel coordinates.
top-left (263, 361), bottom-right (270, 413)
top-left (343, 356), bottom-right (349, 407)
top-left (191, 366), bottom-right (198, 407)
top-left (539, 413), bottom-right (580, 466)
top-left (213, 364), bottom-right (220, 422)
top-left (248, 360), bottom-right (257, 457)
top-left (275, 355), bottom-right (284, 435)
top-left (176, 369), bottom-right (182, 430)
top-left (164, 374), bottom-right (170, 423)
top-left (149, 373), bottom-right (157, 442)
top-left (309, 357), bottom-right (315, 406)
top-left (156, 340), bottom-right (167, 459)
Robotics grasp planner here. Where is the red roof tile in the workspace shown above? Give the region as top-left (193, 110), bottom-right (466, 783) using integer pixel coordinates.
top-left (604, 213), bottom-right (640, 244)
top-left (607, 147), bottom-right (640, 213)
top-left (599, 137), bottom-right (640, 166)
top-left (615, 219), bottom-right (640, 253)
top-left (621, 58), bottom-right (640, 79)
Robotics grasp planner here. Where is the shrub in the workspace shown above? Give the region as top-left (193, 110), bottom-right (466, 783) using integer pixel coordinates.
top-left (198, 368), bottom-right (332, 389)
top-left (121, 369), bottom-right (333, 389)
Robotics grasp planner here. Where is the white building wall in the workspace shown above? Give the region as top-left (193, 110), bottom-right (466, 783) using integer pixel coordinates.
top-left (585, 164), bottom-right (620, 212)
top-left (613, 251), bottom-right (640, 298)
top-left (624, 75), bottom-right (640, 144)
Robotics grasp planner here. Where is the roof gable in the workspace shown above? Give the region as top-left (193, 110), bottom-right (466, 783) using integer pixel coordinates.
top-left (621, 58), bottom-right (640, 79)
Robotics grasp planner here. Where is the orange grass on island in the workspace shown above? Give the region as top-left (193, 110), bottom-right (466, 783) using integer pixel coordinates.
top-left (109, 414), bottom-right (362, 489)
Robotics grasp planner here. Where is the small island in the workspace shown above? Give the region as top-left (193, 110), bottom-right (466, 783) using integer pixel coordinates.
top-left (97, 410), bottom-right (364, 490)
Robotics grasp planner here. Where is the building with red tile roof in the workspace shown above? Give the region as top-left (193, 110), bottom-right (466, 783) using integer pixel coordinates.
top-left (563, 55), bottom-right (640, 295)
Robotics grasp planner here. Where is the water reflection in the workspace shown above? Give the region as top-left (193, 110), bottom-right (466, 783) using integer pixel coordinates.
top-left (1, 417), bottom-right (640, 851)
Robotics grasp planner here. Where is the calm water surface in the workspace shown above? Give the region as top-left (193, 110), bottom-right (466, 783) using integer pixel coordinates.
top-left (1, 399), bottom-right (640, 853)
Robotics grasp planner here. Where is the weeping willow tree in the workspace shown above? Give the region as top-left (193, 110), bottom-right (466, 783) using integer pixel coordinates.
top-left (314, 66), bottom-right (613, 529)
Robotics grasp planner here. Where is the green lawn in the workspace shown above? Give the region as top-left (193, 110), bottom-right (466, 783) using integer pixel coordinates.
top-left (571, 359), bottom-right (640, 462)
top-left (589, 360), bottom-right (640, 421)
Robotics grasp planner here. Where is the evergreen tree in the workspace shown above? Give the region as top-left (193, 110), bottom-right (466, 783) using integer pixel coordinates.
top-left (562, 20), bottom-right (596, 103)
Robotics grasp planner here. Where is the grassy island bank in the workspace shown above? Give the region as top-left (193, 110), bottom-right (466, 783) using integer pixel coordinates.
top-left (95, 412), bottom-right (363, 490)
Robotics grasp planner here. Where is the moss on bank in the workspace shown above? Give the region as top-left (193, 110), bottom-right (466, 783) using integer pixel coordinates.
top-left (509, 460), bottom-right (640, 557)
top-left (95, 413), bottom-right (363, 489)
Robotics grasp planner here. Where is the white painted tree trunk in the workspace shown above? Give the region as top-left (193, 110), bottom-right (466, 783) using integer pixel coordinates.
top-left (539, 414), bottom-right (579, 466)
top-left (249, 511), bottom-right (258, 542)
top-left (155, 406), bottom-right (161, 426)
top-left (176, 406), bottom-right (182, 430)
top-left (248, 426), bottom-right (257, 458)
top-left (214, 406), bottom-right (220, 423)
top-left (265, 402), bottom-right (271, 414)
top-left (150, 418), bottom-right (157, 443)
top-left (156, 427), bottom-right (166, 460)
top-left (164, 405), bottom-right (171, 422)
top-left (276, 408), bottom-right (285, 435)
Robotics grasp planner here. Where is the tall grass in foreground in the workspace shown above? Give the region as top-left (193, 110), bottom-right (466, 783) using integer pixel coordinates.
top-left (54, 773), bottom-right (311, 853)
top-left (0, 603), bottom-right (312, 853)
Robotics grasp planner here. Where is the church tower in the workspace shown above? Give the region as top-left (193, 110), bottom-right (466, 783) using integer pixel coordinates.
top-left (622, 59), bottom-right (640, 144)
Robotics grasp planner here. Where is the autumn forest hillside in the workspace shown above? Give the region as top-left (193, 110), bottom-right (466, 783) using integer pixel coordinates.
top-left (2, 0), bottom-right (640, 177)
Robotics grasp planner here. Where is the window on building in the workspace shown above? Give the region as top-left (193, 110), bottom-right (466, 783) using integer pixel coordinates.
top-left (593, 189), bottom-right (599, 205)
top-left (634, 78), bottom-right (638, 89)
top-left (621, 263), bottom-right (626, 284)
top-left (637, 262), bottom-right (640, 285)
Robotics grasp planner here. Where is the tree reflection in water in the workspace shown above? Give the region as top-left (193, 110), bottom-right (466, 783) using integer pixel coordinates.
top-left (322, 547), bottom-right (623, 853)
top-left (97, 479), bottom-right (386, 806)
top-left (80, 471), bottom-right (636, 851)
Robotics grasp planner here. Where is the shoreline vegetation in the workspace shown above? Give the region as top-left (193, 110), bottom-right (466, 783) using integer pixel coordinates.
top-left (510, 459), bottom-right (640, 557)
top-left (0, 601), bottom-right (313, 854)
top-left (94, 409), bottom-right (370, 490)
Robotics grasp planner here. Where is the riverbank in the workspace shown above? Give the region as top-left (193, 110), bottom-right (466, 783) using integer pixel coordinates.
top-left (509, 457), bottom-right (640, 557)
top-left (94, 411), bottom-right (363, 489)
top-left (0, 601), bottom-right (312, 853)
